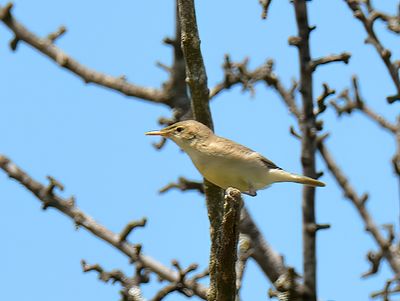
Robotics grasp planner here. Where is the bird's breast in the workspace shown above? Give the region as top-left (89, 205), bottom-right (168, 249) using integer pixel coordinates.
top-left (185, 149), bottom-right (268, 191)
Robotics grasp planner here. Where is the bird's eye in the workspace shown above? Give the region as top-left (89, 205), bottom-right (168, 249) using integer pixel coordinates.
top-left (176, 127), bottom-right (184, 133)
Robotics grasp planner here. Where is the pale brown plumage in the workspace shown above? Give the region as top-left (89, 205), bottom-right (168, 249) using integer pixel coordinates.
top-left (146, 120), bottom-right (325, 196)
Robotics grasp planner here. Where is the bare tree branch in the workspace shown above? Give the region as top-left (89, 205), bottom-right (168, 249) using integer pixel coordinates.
top-left (214, 188), bottom-right (243, 301)
top-left (317, 142), bottom-right (400, 276)
top-left (239, 207), bottom-right (286, 282)
top-left (330, 76), bottom-right (397, 133)
top-left (315, 83), bottom-right (335, 116)
top-left (160, 176), bottom-right (304, 294)
top-left (394, 118), bottom-right (400, 191)
top-left (345, 0), bottom-right (400, 103)
top-left (177, 2), bottom-right (227, 301)
top-left (371, 277), bottom-right (400, 300)
top-left (210, 56), bottom-right (301, 119)
top-left (236, 234), bottom-right (253, 298)
top-left (268, 268), bottom-right (302, 301)
top-left (362, 250), bottom-right (383, 278)
top-left (46, 25), bottom-right (67, 43)
top-left (259, 0), bottom-right (273, 19)
top-left (0, 155), bottom-right (208, 300)
top-left (310, 52), bottom-right (351, 71)
top-left (119, 218), bottom-right (147, 243)
top-left (159, 177), bottom-right (204, 194)
top-left (0, 3), bottom-right (170, 105)
top-left (150, 260), bottom-right (199, 301)
top-left (177, 0), bottom-right (213, 128)
top-left (292, 1), bottom-right (319, 300)
top-left (81, 260), bottom-right (146, 301)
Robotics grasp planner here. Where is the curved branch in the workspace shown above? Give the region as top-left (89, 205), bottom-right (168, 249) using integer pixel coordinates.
top-left (0, 155), bottom-right (208, 300)
top-left (317, 142), bottom-right (400, 275)
top-left (0, 3), bottom-right (169, 104)
top-left (345, 1), bottom-right (400, 103)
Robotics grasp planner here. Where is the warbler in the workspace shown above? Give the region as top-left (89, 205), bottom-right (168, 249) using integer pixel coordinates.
top-left (146, 120), bottom-right (325, 196)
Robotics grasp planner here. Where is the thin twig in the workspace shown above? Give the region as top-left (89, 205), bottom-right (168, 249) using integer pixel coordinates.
top-left (259, 0), bottom-right (273, 19)
top-left (81, 260), bottom-right (146, 301)
top-left (150, 260), bottom-right (199, 301)
top-left (345, 1), bottom-right (400, 103)
top-left (0, 155), bottom-right (208, 299)
top-left (330, 76), bottom-right (397, 133)
top-left (317, 142), bottom-right (400, 275)
top-left (310, 52), bottom-right (351, 71)
top-left (0, 3), bottom-right (169, 104)
top-left (159, 177), bottom-right (204, 194)
top-left (119, 218), bottom-right (147, 242)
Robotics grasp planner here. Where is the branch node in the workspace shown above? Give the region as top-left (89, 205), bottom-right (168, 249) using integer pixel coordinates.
top-left (306, 223), bottom-right (331, 234)
top-left (117, 75), bottom-right (127, 82)
top-left (0, 2), bottom-right (13, 20)
top-left (315, 83), bottom-right (335, 115)
top-left (269, 267), bottom-right (301, 300)
top-left (163, 37), bottom-right (176, 46)
top-left (382, 224), bottom-right (395, 247)
top-left (159, 177), bottom-right (204, 194)
top-left (46, 25), bottom-right (67, 43)
top-left (288, 36), bottom-right (302, 47)
top-left (370, 277), bottom-right (400, 299)
top-left (119, 217), bottom-right (147, 243)
top-left (315, 119), bottom-right (324, 131)
top-left (381, 48), bottom-right (392, 59)
top-left (259, 0), bottom-right (272, 19)
top-left (310, 52), bottom-right (351, 71)
top-left (43, 176), bottom-right (64, 208)
top-left (66, 195), bottom-right (76, 207)
top-left (9, 36), bottom-right (19, 51)
top-left (308, 25), bottom-right (317, 32)
top-left (289, 125), bottom-right (302, 140)
top-left (362, 250), bottom-right (383, 278)
top-left (156, 61), bottom-right (172, 73)
top-left (56, 53), bottom-right (69, 66)
top-left (316, 132), bottom-right (330, 144)
top-left (360, 193), bottom-right (369, 206)
top-left (191, 268), bottom-right (209, 281)
top-left (387, 93), bottom-right (400, 104)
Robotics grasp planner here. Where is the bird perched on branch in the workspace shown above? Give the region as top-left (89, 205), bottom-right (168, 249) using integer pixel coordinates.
top-left (146, 120), bottom-right (325, 196)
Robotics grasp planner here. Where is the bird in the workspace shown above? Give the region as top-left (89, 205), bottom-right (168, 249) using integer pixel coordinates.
top-left (145, 120), bottom-right (325, 196)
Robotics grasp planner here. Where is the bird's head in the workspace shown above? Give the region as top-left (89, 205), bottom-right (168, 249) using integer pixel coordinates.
top-left (145, 120), bottom-right (213, 150)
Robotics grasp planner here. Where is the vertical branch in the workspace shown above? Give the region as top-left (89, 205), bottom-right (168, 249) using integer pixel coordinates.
top-left (162, 3), bottom-right (191, 117)
top-left (177, 1), bottom-right (227, 301)
top-left (292, 1), bottom-right (318, 300)
top-left (394, 117), bottom-right (400, 227)
top-left (177, 0), bottom-right (213, 128)
top-left (216, 188), bottom-right (243, 300)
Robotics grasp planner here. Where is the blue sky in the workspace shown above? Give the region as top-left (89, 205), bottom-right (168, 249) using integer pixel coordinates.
top-left (1, 1), bottom-right (399, 301)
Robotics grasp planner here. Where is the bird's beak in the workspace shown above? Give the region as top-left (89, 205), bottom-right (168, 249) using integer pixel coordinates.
top-left (145, 130), bottom-right (168, 137)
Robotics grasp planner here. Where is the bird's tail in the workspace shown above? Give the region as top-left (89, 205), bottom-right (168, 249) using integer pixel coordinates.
top-left (269, 169), bottom-right (326, 187)
top-left (289, 173), bottom-right (325, 187)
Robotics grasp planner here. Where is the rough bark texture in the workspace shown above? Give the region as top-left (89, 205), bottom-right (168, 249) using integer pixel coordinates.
top-left (0, 155), bottom-right (208, 299)
top-left (177, 1), bottom-right (235, 301)
top-left (293, 1), bottom-right (317, 300)
top-left (239, 207), bottom-right (286, 282)
top-left (215, 188), bottom-right (243, 301)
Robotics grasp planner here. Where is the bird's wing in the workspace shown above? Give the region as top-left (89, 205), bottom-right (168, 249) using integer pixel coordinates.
top-left (258, 155), bottom-right (282, 170)
top-left (210, 137), bottom-right (282, 170)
